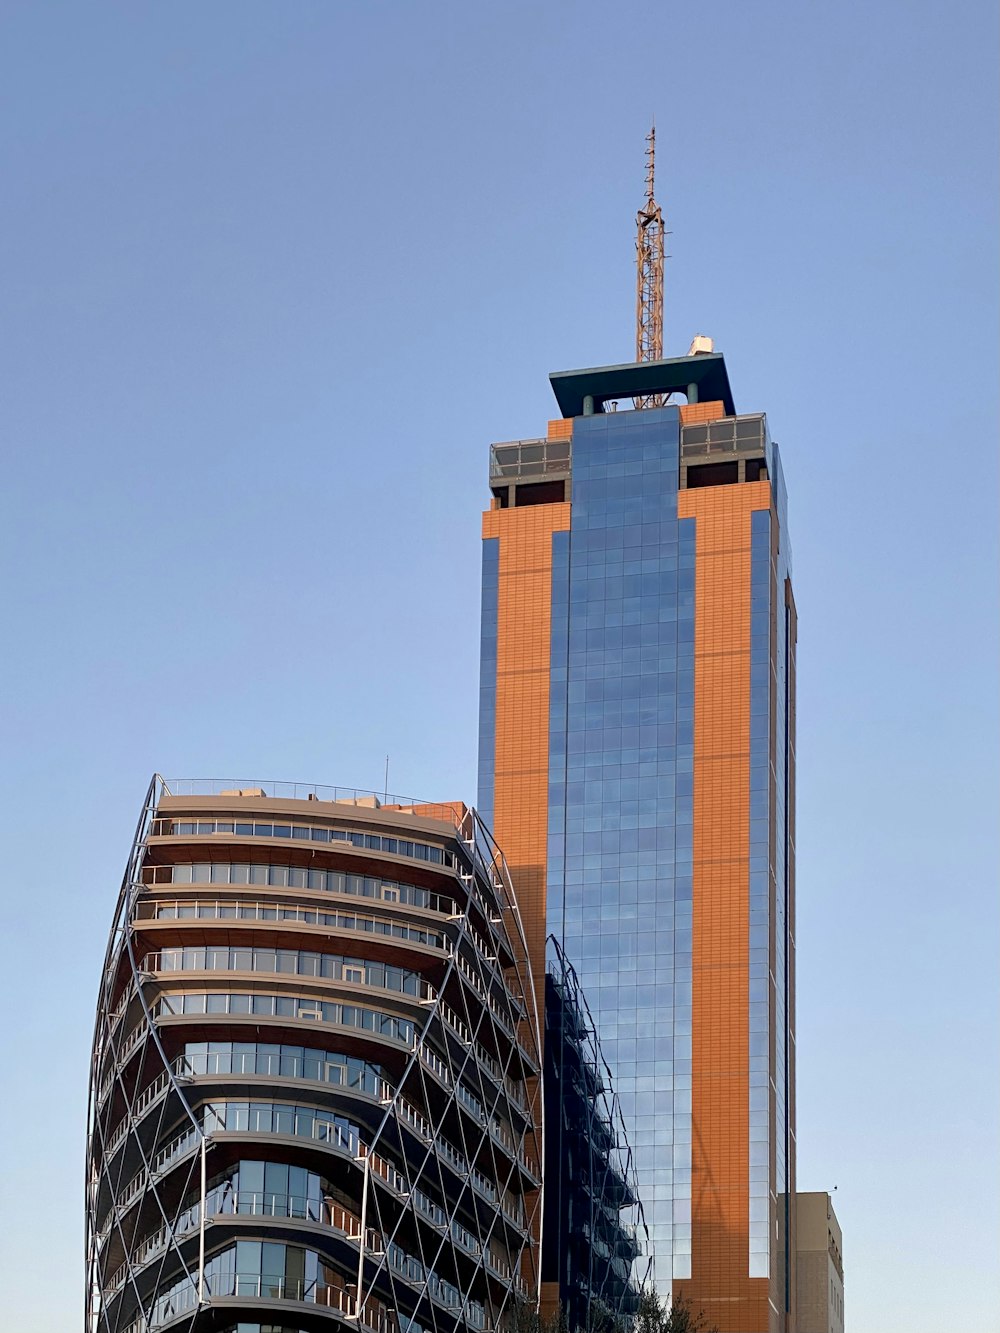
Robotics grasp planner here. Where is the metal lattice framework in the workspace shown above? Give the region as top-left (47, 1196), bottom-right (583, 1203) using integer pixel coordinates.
top-left (86, 777), bottom-right (543, 1333)
top-left (544, 936), bottom-right (651, 1329)
top-left (634, 126), bottom-right (665, 410)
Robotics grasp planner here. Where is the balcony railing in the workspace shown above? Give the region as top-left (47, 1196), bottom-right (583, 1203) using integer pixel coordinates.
top-left (141, 872), bottom-right (459, 919)
top-left (142, 942), bottom-right (438, 998)
top-left (149, 812), bottom-right (456, 872)
top-left (437, 997), bottom-right (528, 1114)
top-left (99, 1049), bottom-right (529, 1242)
top-left (101, 1068), bottom-right (173, 1161)
top-left (162, 777), bottom-right (426, 808)
top-left (105, 1190), bottom-right (382, 1300)
top-left (453, 950), bottom-right (536, 1072)
top-left (490, 438), bottom-right (571, 480)
top-left (121, 1274), bottom-right (398, 1333)
top-left (154, 778), bottom-right (527, 965)
top-left (142, 902), bottom-right (449, 953)
top-left (680, 413), bottom-right (766, 457)
top-left (137, 918), bottom-right (531, 1072)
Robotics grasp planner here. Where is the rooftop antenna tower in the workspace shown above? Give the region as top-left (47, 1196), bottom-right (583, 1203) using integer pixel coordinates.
top-left (634, 125), bottom-right (665, 408)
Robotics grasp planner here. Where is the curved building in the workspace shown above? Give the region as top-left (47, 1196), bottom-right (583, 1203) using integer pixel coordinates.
top-left (86, 778), bottom-right (542, 1333)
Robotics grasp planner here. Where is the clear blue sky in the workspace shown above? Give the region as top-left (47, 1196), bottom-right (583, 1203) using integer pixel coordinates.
top-left (1, 2), bottom-right (996, 1328)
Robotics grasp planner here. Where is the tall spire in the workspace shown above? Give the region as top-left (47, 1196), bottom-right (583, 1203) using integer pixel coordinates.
top-left (634, 125), bottom-right (665, 407)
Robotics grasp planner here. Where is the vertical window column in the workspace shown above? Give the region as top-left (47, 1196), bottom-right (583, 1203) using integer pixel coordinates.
top-left (477, 538), bottom-right (500, 827)
top-left (548, 408), bottom-right (691, 1290)
top-left (748, 507), bottom-right (771, 1278)
top-left (547, 529), bottom-right (571, 944)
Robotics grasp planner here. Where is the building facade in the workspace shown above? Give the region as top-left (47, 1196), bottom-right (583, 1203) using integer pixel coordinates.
top-left (86, 778), bottom-right (542, 1333)
top-left (794, 1194), bottom-right (843, 1333)
top-left (479, 352), bottom-right (797, 1332)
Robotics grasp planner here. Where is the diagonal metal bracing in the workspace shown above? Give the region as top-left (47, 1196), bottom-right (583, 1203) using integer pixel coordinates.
top-left (363, 898), bottom-right (531, 1331)
top-left (340, 812), bottom-right (541, 1333)
top-left (87, 777), bottom-right (212, 1333)
top-left (546, 937), bottom-right (652, 1326)
top-left (87, 782), bottom-right (541, 1333)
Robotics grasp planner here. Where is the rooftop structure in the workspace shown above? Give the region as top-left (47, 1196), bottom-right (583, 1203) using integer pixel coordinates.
top-left (548, 352), bottom-right (736, 420)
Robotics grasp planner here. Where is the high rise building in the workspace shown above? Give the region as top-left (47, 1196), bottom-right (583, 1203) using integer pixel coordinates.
top-left (479, 349), bottom-right (797, 1332)
top-left (86, 778), bottom-right (543, 1333)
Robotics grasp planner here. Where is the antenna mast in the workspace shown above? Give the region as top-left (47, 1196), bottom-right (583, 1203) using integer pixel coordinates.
top-left (634, 126), bottom-right (665, 408)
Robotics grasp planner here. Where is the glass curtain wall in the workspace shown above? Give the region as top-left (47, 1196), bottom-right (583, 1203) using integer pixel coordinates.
top-left (547, 406), bottom-right (695, 1286)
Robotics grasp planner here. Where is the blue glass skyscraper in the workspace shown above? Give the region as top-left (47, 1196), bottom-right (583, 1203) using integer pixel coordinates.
top-left (479, 351), bottom-right (797, 1332)
top-left (545, 406), bottom-right (696, 1283)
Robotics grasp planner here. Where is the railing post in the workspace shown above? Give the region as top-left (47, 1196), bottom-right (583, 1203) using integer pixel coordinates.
top-left (198, 1134), bottom-right (207, 1303)
top-left (356, 1151), bottom-right (371, 1318)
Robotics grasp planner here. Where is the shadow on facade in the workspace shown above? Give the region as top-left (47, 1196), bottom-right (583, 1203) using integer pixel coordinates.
top-left (541, 936), bottom-right (651, 1331)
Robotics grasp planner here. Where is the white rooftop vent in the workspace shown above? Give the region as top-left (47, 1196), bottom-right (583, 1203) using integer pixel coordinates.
top-left (687, 334), bottom-right (714, 356)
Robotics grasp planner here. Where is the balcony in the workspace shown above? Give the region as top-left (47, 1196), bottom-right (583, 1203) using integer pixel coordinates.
top-left (679, 413), bottom-right (769, 489)
top-left (489, 438), bottom-right (571, 509)
top-left (490, 437), bottom-right (571, 480)
top-left (106, 1188), bottom-right (384, 1302)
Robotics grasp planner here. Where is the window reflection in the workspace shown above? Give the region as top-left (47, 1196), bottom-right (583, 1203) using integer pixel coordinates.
top-left (545, 410), bottom-right (695, 1283)
top-left (148, 817), bottom-right (453, 868)
top-left (155, 991), bottom-right (415, 1045)
top-left (143, 862), bottom-right (456, 916)
top-left (149, 945), bottom-right (436, 990)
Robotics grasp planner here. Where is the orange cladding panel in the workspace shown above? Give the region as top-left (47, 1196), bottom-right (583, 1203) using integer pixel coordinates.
top-left (673, 480), bottom-right (771, 1332)
top-left (482, 502), bottom-right (571, 1010)
top-left (678, 399), bottom-right (726, 425)
top-left (390, 801), bottom-right (468, 826)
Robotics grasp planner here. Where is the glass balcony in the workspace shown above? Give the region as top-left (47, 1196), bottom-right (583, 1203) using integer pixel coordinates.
top-left (490, 437), bottom-right (571, 480)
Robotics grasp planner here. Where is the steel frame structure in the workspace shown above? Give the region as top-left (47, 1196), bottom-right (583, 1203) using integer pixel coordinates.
top-left (544, 936), bottom-right (650, 1330)
top-left (634, 127), bottom-right (665, 410)
top-left (86, 777), bottom-right (542, 1333)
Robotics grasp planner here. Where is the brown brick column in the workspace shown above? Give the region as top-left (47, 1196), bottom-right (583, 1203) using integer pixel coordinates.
top-left (674, 480), bottom-right (771, 1332)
